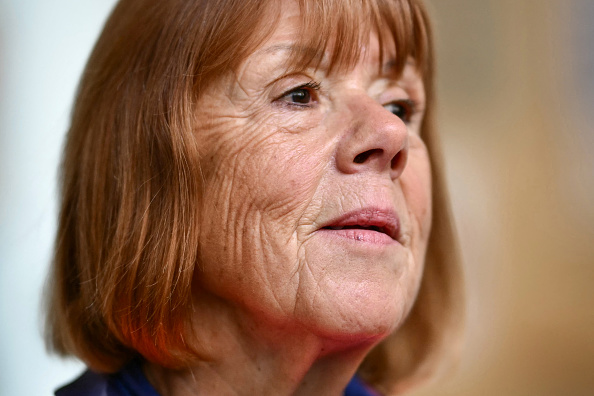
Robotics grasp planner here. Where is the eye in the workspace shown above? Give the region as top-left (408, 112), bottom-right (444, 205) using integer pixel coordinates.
top-left (383, 99), bottom-right (415, 123)
top-left (277, 81), bottom-right (321, 107)
top-left (286, 88), bottom-right (311, 104)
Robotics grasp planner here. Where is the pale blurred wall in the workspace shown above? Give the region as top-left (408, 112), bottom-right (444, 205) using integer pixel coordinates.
top-left (0, 1), bottom-right (118, 395)
top-left (1, 1), bottom-right (593, 396)
top-left (414, 1), bottom-right (594, 395)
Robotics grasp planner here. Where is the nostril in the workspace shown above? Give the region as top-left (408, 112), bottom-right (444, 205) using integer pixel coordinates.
top-left (391, 150), bottom-right (406, 172)
top-left (354, 149), bottom-right (382, 164)
top-left (391, 151), bottom-right (401, 168)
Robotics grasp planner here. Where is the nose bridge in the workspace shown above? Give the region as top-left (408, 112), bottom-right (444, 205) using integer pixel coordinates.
top-left (335, 90), bottom-right (409, 178)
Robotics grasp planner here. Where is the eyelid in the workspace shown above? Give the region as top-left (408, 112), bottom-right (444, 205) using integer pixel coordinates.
top-left (383, 98), bottom-right (419, 123)
top-left (274, 80), bottom-right (322, 108)
top-left (277, 80), bottom-right (321, 100)
top-left (396, 98), bottom-right (416, 112)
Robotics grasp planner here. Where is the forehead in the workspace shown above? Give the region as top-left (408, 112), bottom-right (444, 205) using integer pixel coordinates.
top-left (250, 0), bottom-right (402, 78)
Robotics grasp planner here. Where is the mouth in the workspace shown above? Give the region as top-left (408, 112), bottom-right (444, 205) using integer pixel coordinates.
top-left (319, 208), bottom-right (401, 244)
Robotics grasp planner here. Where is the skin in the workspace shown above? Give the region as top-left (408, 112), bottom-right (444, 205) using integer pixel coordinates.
top-left (145, 2), bottom-right (432, 395)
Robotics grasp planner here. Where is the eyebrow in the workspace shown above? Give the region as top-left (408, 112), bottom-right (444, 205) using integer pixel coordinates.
top-left (383, 59), bottom-right (397, 74)
top-left (258, 43), bottom-right (320, 59)
top-left (382, 58), bottom-right (417, 76)
top-left (257, 44), bottom-right (417, 77)
top-left (257, 43), bottom-right (329, 68)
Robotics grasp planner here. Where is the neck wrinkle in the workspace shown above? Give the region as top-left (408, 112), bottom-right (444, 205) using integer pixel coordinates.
top-left (142, 287), bottom-right (378, 395)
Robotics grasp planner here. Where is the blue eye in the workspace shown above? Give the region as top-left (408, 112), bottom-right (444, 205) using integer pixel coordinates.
top-left (384, 99), bottom-right (415, 123)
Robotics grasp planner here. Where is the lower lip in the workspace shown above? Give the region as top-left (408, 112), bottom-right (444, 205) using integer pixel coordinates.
top-left (318, 228), bottom-right (397, 246)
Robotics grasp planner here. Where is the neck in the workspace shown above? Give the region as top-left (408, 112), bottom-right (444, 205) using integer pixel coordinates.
top-left (144, 291), bottom-right (380, 396)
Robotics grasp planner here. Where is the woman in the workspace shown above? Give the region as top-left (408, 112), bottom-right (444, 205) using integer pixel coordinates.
top-left (45, 0), bottom-right (463, 395)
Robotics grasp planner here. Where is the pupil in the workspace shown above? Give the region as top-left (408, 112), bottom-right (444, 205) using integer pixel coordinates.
top-left (385, 102), bottom-right (409, 122)
top-left (291, 89), bottom-right (310, 104)
top-left (391, 104), bottom-right (405, 119)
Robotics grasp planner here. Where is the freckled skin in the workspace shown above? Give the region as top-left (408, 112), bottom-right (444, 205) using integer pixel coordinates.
top-left (158, 2), bottom-right (432, 394)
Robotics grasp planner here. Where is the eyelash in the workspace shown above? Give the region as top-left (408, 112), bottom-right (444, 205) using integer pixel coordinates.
top-left (383, 99), bottom-right (418, 124)
top-left (276, 80), bottom-right (321, 108)
top-left (275, 81), bottom-right (420, 124)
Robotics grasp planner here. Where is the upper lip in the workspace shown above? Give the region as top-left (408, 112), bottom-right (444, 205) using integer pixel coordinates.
top-left (320, 208), bottom-right (401, 241)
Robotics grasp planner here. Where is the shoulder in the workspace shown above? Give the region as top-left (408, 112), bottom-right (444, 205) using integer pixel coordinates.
top-left (345, 375), bottom-right (383, 396)
top-left (55, 359), bottom-right (161, 396)
top-left (55, 370), bottom-right (110, 396)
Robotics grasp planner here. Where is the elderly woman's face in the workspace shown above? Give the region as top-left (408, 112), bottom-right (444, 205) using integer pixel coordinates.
top-left (196, 3), bottom-right (431, 341)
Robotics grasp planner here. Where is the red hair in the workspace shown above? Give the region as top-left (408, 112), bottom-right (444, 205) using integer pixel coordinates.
top-left (44, 0), bottom-right (462, 393)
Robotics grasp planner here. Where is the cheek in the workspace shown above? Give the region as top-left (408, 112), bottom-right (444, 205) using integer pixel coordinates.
top-left (194, 109), bottom-right (331, 319)
top-left (401, 140), bottom-right (433, 252)
top-left (202, 118), bottom-right (327, 226)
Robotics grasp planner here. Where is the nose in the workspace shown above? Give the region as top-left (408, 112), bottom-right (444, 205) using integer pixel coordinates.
top-left (335, 94), bottom-right (409, 180)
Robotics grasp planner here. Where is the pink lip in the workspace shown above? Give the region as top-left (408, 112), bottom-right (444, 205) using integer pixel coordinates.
top-left (319, 208), bottom-right (401, 245)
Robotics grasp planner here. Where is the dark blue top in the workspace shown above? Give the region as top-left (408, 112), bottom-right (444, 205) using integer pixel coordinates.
top-left (56, 360), bottom-right (380, 396)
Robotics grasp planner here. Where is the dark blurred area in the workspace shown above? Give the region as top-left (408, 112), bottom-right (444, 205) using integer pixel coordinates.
top-left (415, 1), bottom-right (594, 395)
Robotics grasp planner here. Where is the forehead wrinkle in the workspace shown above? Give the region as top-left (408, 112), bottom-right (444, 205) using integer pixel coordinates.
top-left (226, 56), bottom-right (270, 103)
top-left (244, 34), bottom-right (420, 82)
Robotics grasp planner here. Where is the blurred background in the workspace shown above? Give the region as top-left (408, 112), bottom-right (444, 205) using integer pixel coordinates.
top-left (415, 1), bottom-right (594, 395)
top-left (0, 0), bottom-right (592, 395)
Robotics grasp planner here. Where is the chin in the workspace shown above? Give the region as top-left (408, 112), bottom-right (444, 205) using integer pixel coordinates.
top-left (295, 275), bottom-right (416, 347)
top-left (293, 239), bottom-right (420, 340)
